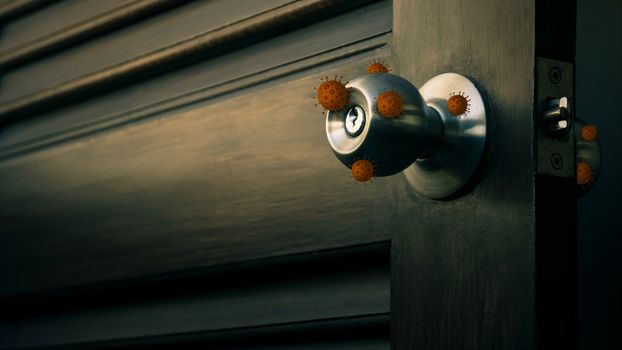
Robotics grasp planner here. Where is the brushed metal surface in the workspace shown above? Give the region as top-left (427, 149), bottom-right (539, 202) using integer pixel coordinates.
top-left (325, 72), bottom-right (487, 198)
top-left (404, 73), bottom-right (488, 199)
top-left (326, 73), bottom-right (441, 176)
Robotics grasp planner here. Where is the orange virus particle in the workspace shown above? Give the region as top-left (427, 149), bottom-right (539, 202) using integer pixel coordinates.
top-left (576, 161), bottom-right (593, 186)
top-left (315, 76), bottom-right (348, 111)
top-left (367, 60), bottom-right (391, 74)
top-left (351, 159), bottom-right (375, 182)
top-left (581, 124), bottom-right (599, 142)
top-left (377, 90), bottom-right (403, 118)
top-left (447, 92), bottom-right (470, 117)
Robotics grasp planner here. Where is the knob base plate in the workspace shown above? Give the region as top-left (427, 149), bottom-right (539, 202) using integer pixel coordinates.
top-left (404, 73), bottom-right (488, 199)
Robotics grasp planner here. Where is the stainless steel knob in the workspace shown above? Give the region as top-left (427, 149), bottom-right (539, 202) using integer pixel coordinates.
top-left (322, 71), bottom-right (488, 199)
top-left (326, 73), bottom-right (442, 176)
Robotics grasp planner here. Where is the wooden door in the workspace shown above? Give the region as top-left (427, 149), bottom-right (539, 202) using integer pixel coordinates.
top-left (0, 0), bottom-right (577, 349)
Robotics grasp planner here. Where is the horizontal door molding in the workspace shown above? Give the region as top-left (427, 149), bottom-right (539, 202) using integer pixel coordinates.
top-left (0, 0), bottom-right (377, 125)
top-left (0, 0), bottom-right (53, 24)
top-left (0, 55), bottom-right (397, 296)
top-left (0, 243), bottom-right (390, 349)
top-left (0, 1), bottom-right (391, 158)
top-left (0, 0), bottom-right (191, 70)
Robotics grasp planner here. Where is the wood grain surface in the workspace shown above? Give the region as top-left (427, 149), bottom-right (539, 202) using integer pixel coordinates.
top-left (0, 1), bottom-right (391, 152)
top-left (0, 53), bottom-right (396, 297)
top-left (392, 0), bottom-right (536, 348)
top-left (0, 243), bottom-right (390, 348)
top-left (0, 0), bottom-right (293, 101)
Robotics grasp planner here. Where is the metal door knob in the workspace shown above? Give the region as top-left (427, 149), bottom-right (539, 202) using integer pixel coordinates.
top-left (319, 68), bottom-right (488, 199)
top-left (539, 95), bottom-right (602, 197)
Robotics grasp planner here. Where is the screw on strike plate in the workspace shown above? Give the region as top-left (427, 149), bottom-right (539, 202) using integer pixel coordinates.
top-left (548, 67), bottom-right (562, 84)
top-left (550, 152), bottom-right (563, 170)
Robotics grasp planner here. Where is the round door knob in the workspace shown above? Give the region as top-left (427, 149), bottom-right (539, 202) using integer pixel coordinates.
top-left (322, 70), bottom-right (488, 199)
top-left (326, 73), bottom-right (442, 177)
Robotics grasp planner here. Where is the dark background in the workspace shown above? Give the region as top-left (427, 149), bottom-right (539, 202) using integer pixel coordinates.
top-left (576, 0), bottom-right (622, 348)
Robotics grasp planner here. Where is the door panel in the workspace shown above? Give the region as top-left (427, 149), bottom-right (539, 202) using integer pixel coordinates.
top-left (0, 52), bottom-right (398, 296)
top-left (0, 0), bottom-right (134, 52)
top-left (392, 0), bottom-right (537, 348)
top-left (0, 0), bottom-right (297, 101)
top-left (1, 243), bottom-right (389, 348)
top-left (0, 1), bottom-right (391, 155)
top-left (1, 2), bottom-right (395, 347)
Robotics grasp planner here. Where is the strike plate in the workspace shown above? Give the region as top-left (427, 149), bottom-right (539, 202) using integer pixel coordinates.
top-left (536, 57), bottom-right (575, 178)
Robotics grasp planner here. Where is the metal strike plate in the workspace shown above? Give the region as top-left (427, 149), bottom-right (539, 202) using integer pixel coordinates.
top-left (536, 57), bottom-right (575, 178)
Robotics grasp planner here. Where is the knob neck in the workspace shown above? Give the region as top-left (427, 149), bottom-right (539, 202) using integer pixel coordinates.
top-left (418, 105), bottom-right (444, 159)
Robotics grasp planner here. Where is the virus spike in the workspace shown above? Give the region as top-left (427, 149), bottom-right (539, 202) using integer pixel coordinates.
top-left (315, 76), bottom-right (349, 111)
top-left (377, 90), bottom-right (403, 118)
top-left (351, 159), bottom-right (375, 182)
top-left (447, 93), bottom-right (470, 117)
top-left (367, 60), bottom-right (391, 74)
top-left (576, 161), bottom-right (594, 186)
top-left (581, 124), bottom-right (599, 142)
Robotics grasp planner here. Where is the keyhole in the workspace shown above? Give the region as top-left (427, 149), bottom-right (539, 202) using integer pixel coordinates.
top-left (345, 105), bottom-right (366, 137)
